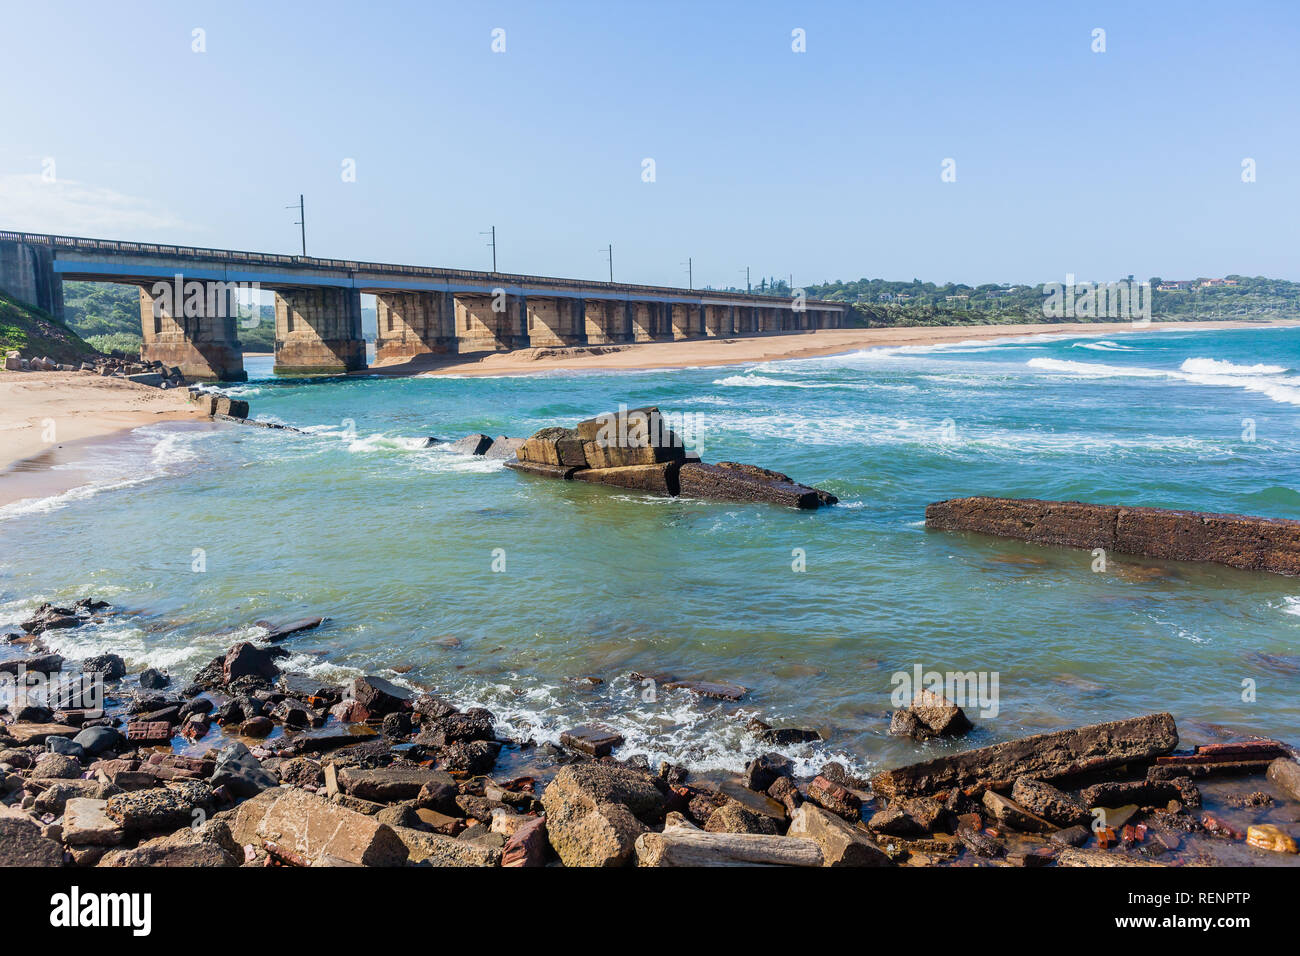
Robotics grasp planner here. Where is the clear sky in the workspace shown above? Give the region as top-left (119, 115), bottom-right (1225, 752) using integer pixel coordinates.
top-left (2, 0), bottom-right (1297, 287)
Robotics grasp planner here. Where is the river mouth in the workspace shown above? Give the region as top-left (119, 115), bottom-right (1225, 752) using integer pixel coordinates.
top-left (3, 325), bottom-right (1300, 783)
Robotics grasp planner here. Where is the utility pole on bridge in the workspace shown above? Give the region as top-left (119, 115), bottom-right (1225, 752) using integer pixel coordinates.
top-left (601, 244), bottom-right (613, 283)
top-left (683, 256), bottom-right (693, 290)
top-left (286, 194), bottom-right (306, 256)
top-left (481, 226), bottom-right (497, 272)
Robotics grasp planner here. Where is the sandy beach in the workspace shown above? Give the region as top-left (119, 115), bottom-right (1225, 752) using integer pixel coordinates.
top-left (0, 371), bottom-right (202, 505)
top-left (370, 319), bottom-right (1299, 378)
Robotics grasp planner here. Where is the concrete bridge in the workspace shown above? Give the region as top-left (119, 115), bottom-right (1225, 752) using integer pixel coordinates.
top-left (0, 231), bottom-right (850, 381)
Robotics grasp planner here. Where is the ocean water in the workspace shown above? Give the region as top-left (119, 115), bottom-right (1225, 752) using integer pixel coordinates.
top-left (4, 325), bottom-right (1300, 779)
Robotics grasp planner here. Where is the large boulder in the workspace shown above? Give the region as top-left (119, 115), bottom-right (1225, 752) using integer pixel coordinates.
top-left (99, 822), bottom-right (241, 866)
top-left (222, 642), bottom-right (282, 683)
top-left (446, 433), bottom-right (494, 456)
top-left (517, 426), bottom-right (589, 469)
top-left (211, 742), bottom-right (279, 798)
top-left (889, 689), bottom-right (972, 740)
top-left (788, 804), bottom-right (892, 867)
top-left (225, 786), bottom-right (408, 866)
top-left (540, 764), bottom-right (666, 867)
top-left (392, 826), bottom-right (501, 866)
top-left (483, 436), bottom-right (525, 460)
top-left (338, 766), bottom-right (452, 803)
top-left (62, 797), bottom-right (124, 847)
top-left (678, 462), bottom-right (828, 509)
top-left (105, 782), bottom-right (213, 833)
top-left (1011, 777), bottom-right (1092, 828)
top-left (347, 675), bottom-right (412, 715)
top-left (703, 800), bottom-right (780, 835)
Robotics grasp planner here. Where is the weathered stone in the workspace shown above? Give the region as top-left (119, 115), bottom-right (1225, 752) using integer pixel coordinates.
top-left (634, 829), bottom-right (824, 867)
top-left (483, 436), bottom-right (526, 460)
top-left (1266, 758), bottom-right (1300, 801)
top-left (891, 689), bottom-right (972, 739)
top-left (0, 652), bottom-right (64, 675)
top-left (788, 804), bottom-right (892, 866)
top-left (0, 808), bottom-right (64, 866)
top-left (223, 642), bottom-right (281, 683)
top-left (501, 814), bottom-right (548, 867)
top-left (1, 722), bottom-right (78, 745)
top-left (1012, 776), bottom-right (1092, 828)
top-left (704, 800), bottom-right (780, 835)
top-left (439, 739), bottom-right (502, 776)
top-left (744, 752), bottom-right (794, 792)
top-left (1246, 824), bottom-right (1298, 854)
top-left (540, 764), bottom-right (664, 867)
top-left (572, 462), bottom-right (681, 496)
top-left (559, 724), bottom-right (624, 758)
top-left (868, 807), bottom-right (927, 837)
top-left (138, 667), bottom-right (170, 689)
top-left (1080, 777), bottom-right (1199, 810)
top-left (33, 752), bottom-right (83, 779)
top-left (338, 765), bottom-right (448, 802)
top-left (447, 433), bottom-right (494, 456)
top-left (678, 461), bottom-right (825, 509)
top-left (277, 756), bottom-right (324, 789)
top-left (926, 496), bottom-right (1300, 577)
top-left (105, 782), bottom-right (213, 833)
top-left (982, 790), bottom-right (1055, 832)
top-left (239, 716), bottom-right (273, 737)
top-left (414, 772), bottom-right (460, 814)
top-left (755, 727), bottom-right (822, 746)
top-left (32, 779), bottom-right (117, 814)
top-left (227, 786), bottom-right (408, 866)
top-left (80, 653), bottom-right (126, 681)
top-left (807, 775), bottom-right (862, 821)
top-left (348, 675), bottom-right (412, 715)
top-left (1050, 825), bottom-right (1092, 847)
top-left (73, 725), bottom-right (124, 757)
top-left (393, 825), bottom-right (500, 866)
top-left (417, 708), bottom-right (494, 745)
top-left (871, 713), bottom-right (1180, 799)
top-left (211, 742), bottom-right (278, 798)
top-left (62, 797), bottom-right (124, 846)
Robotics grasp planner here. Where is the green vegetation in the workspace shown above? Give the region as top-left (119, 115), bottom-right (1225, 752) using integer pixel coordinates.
top-left (84, 331), bottom-right (144, 356)
top-left (0, 289), bottom-right (98, 365)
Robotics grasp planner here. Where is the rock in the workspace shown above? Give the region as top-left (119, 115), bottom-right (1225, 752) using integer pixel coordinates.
top-left (868, 807), bottom-right (927, 837)
top-left (572, 462), bottom-right (682, 496)
top-left (483, 436), bottom-right (525, 460)
top-left (890, 689), bottom-right (972, 739)
top-left (516, 426), bottom-right (589, 468)
top-left (1056, 847), bottom-right (1165, 867)
top-left (871, 713), bottom-right (1181, 799)
top-left (1049, 825), bottom-right (1092, 847)
top-left (348, 675), bottom-right (412, 715)
top-left (47, 735), bottom-right (86, 760)
top-left (376, 803), bottom-right (424, 829)
top-left (744, 752), bottom-right (794, 792)
top-left (223, 642), bottom-right (282, 683)
top-left (227, 786), bottom-right (408, 866)
top-left (447, 433), bottom-right (494, 456)
top-left (261, 616), bottom-right (325, 642)
top-left (62, 797), bottom-right (124, 846)
top-left (807, 775), bottom-right (862, 821)
top-left (211, 742), bottom-right (279, 798)
top-left (80, 653), bottom-right (126, 681)
top-left (414, 773), bottom-right (460, 814)
top-left (1267, 758), bottom-right (1300, 801)
top-left (239, 716), bottom-right (273, 737)
top-left (678, 461), bottom-right (826, 509)
top-left (0, 808), bottom-right (64, 866)
top-left (788, 803), bottom-right (892, 866)
top-left (982, 790), bottom-right (1055, 832)
top-left (704, 800), bottom-right (780, 835)
top-left (277, 757), bottom-right (325, 789)
top-left (1246, 824), bottom-right (1298, 854)
top-left (338, 765), bottom-right (449, 803)
top-left (105, 782), bottom-right (213, 833)
top-left (417, 708), bottom-right (495, 745)
top-left (501, 814), bottom-right (548, 867)
top-left (575, 407), bottom-right (685, 466)
top-left (213, 395), bottom-right (249, 418)
top-left (99, 824), bottom-right (240, 866)
top-left (926, 496), bottom-right (1300, 577)
top-left (19, 605), bottom-right (81, 635)
top-left (72, 725), bottom-right (124, 757)
top-left (439, 739), bottom-right (502, 775)
top-left (540, 764), bottom-right (665, 867)
top-left (559, 724), bottom-right (624, 758)
top-left (392, 826), bottom-right (501, 866)
top-left (138, 667), bottom-right (169, 689)
top-left (0, 653), bottom-right (64, 675)
top-left (755, 727), bottom-right (822, 746)
top-left (33, 752), bottom-right (83, 779)
top-left (1080, 777), bottom-right (1200, 810)
top-left (1012, 776), bottom-right (1092, 828)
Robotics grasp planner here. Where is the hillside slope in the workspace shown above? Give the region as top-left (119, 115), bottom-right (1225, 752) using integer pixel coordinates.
top-left (0, 290), bottom-right (100, 366)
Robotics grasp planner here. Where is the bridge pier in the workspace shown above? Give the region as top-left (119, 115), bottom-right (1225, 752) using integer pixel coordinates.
top-left (631, 301), bottom-right (671, 342)
top-left (704, 304), bottom-right (734, 337)
top-left (583, 299), bottom-right (632, 345)
top-left (374, 291), bottom-right (455, 361)
top-left (523, 296), bottom-right (583, 348)
top-left (671, 303), bottom-right (704, 339)
top-left (138, 280), bottom-right (246, 381)
top-left (0, 238), bottom-right (64, 321)
top-left (454, 293), bottom-right (527, 352)
top-left (273, 287), bottom-right (366, 375)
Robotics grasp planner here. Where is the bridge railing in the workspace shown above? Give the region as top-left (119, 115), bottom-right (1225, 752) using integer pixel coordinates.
top-left (0, 229), bottom-right (850, 308)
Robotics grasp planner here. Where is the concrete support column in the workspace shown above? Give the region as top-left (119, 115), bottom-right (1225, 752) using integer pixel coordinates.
top-left (273, 286), bottom-right (366, 375)
top-left (670, 302), bottom-right (694, 340)
top-left (0, 239), bottom-right (64, 322)
top-left (524, 296), bottom-right (584, 348)
top-left (374, 291), bottom-right (455, 361)
top-left (454, 292), bottom-right (527, 353)
top-left (138, 279), bottom-right (246, 381)
top-left (703, 304), bottom-right (733, 338)
top-left (583, 299), bottom-right (632, 345)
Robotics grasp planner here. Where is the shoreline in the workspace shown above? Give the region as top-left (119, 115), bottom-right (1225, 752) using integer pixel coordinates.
top-left (361, 319), bottom-right (1300, 379)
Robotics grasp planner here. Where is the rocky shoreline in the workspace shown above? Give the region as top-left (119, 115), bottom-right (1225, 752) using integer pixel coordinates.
top-left (3, 597), bottom-right (1299, 868)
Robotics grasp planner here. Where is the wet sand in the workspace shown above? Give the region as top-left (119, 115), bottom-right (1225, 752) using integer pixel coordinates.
top-left (363, 320), bottom-right (1298, 379)
top-left (0, 371), bottom-right (202, 505)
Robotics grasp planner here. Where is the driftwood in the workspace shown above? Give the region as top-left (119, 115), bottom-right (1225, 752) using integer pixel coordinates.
top-left (634, 829), bottom-right (824, 867)
top-left (870, 713), bottom-right (1179, 800)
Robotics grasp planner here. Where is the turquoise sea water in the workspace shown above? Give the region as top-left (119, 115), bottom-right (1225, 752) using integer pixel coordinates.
top-left (4, 325), bottom-right (1300, 778)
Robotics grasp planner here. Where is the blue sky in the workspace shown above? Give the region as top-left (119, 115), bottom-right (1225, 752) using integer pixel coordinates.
top-left (2, 1), bottom-right (1297, 286)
